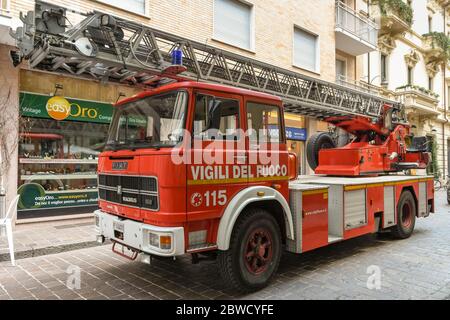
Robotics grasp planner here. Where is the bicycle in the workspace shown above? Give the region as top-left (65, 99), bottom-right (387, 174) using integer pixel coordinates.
top-left (434, 176), bottom-right (448, 191)
top-left (434, 178), bottom-right (442, 191)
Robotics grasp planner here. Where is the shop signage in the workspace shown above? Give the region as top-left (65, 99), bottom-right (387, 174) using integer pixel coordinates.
top-left (20, 92), bottom-right (113, 124)
top-left (286, 127), bottom-right (307, 141)
top-left (17, 183), bottom-right (98, 210)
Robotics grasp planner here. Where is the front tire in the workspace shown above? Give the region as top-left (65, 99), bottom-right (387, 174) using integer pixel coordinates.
top-left (217, 208), bottom-right (282, 293)
top-left (391, 190), bottom-right (416, 239)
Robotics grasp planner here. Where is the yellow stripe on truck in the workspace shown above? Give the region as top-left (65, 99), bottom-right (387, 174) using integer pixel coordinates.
top-left (302, 189), bottom-right (328, 196)
top-left (187, 175), bottom-right (290, 186)
top-left (344, 178), bottom-right (433, 191)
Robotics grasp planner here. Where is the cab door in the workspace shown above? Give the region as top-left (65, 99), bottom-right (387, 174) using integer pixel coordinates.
top-left (186, 90), bottom-right (247, 230)
top-left (245, 99), bottom-right (289, 199)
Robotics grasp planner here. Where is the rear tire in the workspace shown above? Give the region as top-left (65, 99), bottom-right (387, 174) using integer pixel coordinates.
top-left (306, 132), bottom-right (336, 170)
top-left (217, 208), bottom-right (282, 293)
top-left (391, 190), bottom-right (416, 239)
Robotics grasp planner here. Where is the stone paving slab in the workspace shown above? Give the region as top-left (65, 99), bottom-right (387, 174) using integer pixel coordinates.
top-left (0, 218), bottom-right (102, 262)
top-left (1, 192), bottom-right (450, 300)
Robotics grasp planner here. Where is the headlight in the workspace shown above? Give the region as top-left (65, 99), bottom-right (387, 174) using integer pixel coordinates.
top-left (147, 231), bottom-right (172, 251)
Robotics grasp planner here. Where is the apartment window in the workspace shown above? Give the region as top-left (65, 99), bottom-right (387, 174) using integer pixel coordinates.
top-left (429, 77), bottom-right (433, 91)
top-left (294, 27), bottom-right (319, 72)
top-left (98, 0), bottom-right (146, 15)
top-left (407, 66), bottom-right (413, 85)
top-left (0, 0), bottom-right (10, 12)
top-left (381, 54), bottom-right (388, 83)
top-left (336, 59), bottom-right (347, 83)
top-left (448, 86), bottom-right (450, 105)
top-left (214, 0), bottom-right (253, 50)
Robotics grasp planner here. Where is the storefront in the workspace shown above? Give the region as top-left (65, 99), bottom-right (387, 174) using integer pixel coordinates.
top-left (17, 93), bottom-right (112, 219)
top-left (16, 70), bottom-right (140, 220)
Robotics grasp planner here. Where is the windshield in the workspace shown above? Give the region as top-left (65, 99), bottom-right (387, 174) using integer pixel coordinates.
top-left (105, 91), bottom-right (187, 150)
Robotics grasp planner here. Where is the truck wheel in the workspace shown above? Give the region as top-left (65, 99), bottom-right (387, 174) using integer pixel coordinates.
top-left (392, 190), bottom-right (416, 239)
top-left (306, 132), bottom-right (336, 170)
top-left (217, 208), bottom-right (282, 293)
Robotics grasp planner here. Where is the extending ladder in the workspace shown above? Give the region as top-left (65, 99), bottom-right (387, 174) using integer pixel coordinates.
top-left (10, 1), bottom-right (405, 121)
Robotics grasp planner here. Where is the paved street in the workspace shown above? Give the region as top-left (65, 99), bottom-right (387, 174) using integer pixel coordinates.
top-left (0, 218), bottom-right (97, 261)
top-left (1, 191), bottom-right (450, 300)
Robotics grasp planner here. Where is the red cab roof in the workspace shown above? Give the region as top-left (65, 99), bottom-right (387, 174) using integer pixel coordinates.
top-left (115, 81), bottom-right (282, 106)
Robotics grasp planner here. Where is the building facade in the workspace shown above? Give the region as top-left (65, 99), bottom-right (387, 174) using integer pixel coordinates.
top-left (0, 0), bottom-right (376, 222)
top-left (355, 0), bottom-right (450, 178)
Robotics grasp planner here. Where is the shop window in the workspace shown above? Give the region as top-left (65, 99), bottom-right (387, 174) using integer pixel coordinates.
top-left (18, 92), bottom-right (113, 219)
top-left (193, 94), bottom-right (240, 140)
top-left (246, 102), bottom-right (283, 144)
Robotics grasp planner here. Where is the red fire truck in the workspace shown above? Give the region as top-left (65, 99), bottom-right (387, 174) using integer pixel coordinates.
top-left (94, 81), bottom-right (434, 292)
top-left (7, 2), bottom-right (434, 293)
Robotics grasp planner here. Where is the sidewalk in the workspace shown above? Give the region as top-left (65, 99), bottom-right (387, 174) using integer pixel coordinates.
top-left (0, 217), bottom-right (104, 262)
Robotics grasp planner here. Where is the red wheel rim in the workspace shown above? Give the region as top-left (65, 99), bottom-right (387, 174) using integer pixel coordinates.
top-left (243, 228), bottom-right (273, 275)
top-left (401, 201), bottom-right (412, 228)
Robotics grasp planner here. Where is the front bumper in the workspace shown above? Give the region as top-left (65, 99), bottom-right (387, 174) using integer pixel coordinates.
top-left (94, 209), bottom-right (185, 257)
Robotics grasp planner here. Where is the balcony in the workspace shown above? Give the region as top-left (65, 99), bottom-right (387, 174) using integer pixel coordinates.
top-left (422, 32), bottom-right (449, 64)
top-left (371, 0), bottom-right (413, 36)
top-left (395, 85), bottom-right (440, 117)
top-left (335, 1), bottom-right (378, 56)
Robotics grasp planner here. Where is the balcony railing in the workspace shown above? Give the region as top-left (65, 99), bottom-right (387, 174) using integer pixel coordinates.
top-left (422, 32), bottom-right (449, 63)
top-left (396, 85), bottom-right (440, 100)
top-left (335, 0), bottom-right (378, 47)
top-left (395, 85), bottom-right (440, 116)
top-left (336, 74), bottom-right (381, 97)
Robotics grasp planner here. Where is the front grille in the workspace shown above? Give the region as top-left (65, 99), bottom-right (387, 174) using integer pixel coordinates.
top-left (121, 176), bottom-right (140, 190)
top-left (99, 188), bottom-right (121, 204)
top-left (99, 174), bottom-right (119, 187)
top-left (141, 177), bottom-right (158, 192)
top-left (121, 192), bottom-right (140, 207)
top-left (98, 174), bottom-right (159, 211)
top-left (141, 194), bottom-right (158, 210)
